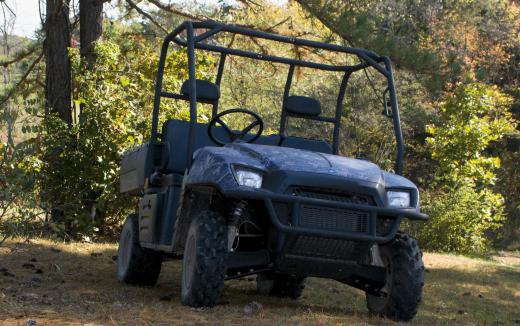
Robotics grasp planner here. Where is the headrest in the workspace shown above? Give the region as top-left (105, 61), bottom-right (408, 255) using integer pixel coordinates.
top-left (181, 79), bottom-right (220, 103)
top-left (284, 96), bottom-right (321, 116)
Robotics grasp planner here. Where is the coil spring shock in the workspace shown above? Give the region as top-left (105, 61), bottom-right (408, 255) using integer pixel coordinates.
top-left (228, 200), bottom-right (248, 251)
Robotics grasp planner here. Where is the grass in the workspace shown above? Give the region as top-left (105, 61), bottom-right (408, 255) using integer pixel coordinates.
top-left (1, 239), bottom-right (519, 325)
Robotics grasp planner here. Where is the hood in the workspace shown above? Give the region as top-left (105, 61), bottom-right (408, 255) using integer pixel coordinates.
top-left (189, 143), bottom-right (417, 195)
top-left (229, 143), bottom-right (383, 184)
top-left (188, 143), bottom-right (419, 208)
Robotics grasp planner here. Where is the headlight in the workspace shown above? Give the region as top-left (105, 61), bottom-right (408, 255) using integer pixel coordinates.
top-left (387, 190), bottom-right (411, 208)
top-left (234, 167), bottom-right (263, 188)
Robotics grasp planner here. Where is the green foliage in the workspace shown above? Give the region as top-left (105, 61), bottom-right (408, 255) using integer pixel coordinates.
top-left (295, 0), bottom-right (444, 90)
top-left (34, 33), bottom-right (215, 237)
top-left (413, 83), bottom-right (518, 253)
top-left (412, 186), bottom-right (505, 253)
top-left (296, 0), bottom-right (520, 92)
top-left (0, 141), bottom-right (43, 242)
top-left (427, 83), bottom-right (516, 187)
top-left (495, 148), bottom-right (520, 247)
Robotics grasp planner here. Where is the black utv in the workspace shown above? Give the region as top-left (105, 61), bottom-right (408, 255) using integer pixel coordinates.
top-left (117, 21), bottom-right (428, 322)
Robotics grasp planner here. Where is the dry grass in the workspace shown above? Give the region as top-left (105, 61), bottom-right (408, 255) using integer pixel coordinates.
top-left (0, 239), bottom-right (519, 325)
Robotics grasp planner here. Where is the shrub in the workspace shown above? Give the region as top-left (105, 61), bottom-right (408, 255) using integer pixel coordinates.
top-left (34, 37), bottom-right (216, 238)
top-left (412, 82), bottom-right (517, 253)
top-left (410, 186), bottom-right (505, 253)
top-left (0, 141), bottom-right (44, 243)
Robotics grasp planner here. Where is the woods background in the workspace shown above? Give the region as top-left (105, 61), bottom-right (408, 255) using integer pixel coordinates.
top-left (0, 0), bottom-right (519, 254)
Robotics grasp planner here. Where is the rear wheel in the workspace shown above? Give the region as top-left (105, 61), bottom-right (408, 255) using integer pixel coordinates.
top-left (181, 210), bottom-right (228, 307)
top-left (257, 273), bottom-right (306, 299)
top-left (117, 214), bottom-right (163, 286)
top-left (366, 233), bottom-right (424, 322)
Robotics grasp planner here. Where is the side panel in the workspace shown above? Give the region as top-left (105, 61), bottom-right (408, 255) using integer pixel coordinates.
top-left (138, 185), bottom-right (182, 249)
top-left (157, 185), bottom-right (182, 246)
top-left (138, 193), bottom-right (162, 243)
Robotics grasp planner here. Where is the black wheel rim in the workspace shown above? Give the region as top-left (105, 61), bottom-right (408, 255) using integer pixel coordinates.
top-left (119, 228), bottom-right (132, 272)
top-left (183, 234), bottom-right (196, 290)
top-left (370, 252), bottom-right (392, 308)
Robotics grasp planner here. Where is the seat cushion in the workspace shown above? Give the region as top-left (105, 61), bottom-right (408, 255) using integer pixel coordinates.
top-left (284, 96), bottom-right (321, 116)
top-left (181, 79), bottom-right (220, 102)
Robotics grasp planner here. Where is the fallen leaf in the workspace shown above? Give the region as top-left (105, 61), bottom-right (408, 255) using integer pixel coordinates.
top-left (244, 301), bottom-right (263, 315)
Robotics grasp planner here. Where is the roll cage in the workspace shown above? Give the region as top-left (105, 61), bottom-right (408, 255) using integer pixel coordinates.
top-left (150, 20), bottom-right (405, 174)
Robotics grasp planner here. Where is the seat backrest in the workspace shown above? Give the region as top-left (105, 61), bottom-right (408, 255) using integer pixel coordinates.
top-left (284, 95), bottom-right (321, 117)
top-left (280, 95), bottom-right (332, 153)
top-left (180, 79), bottom-right (220, 103)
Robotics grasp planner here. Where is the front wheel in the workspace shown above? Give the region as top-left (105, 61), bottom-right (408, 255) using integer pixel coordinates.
top-left (366, 233), bottom-right (424, 322)
top-left (181, 210), bottom-right (228, 307)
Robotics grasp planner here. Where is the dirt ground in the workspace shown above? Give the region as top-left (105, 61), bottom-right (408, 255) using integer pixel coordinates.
top-left (1, 239), bottom-right (519, 326)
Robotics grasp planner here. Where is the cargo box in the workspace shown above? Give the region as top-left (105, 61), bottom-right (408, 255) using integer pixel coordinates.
top-left (120, 143), bottom-right (152, 195)
top-left (120, 142), bottom-right (169, 195)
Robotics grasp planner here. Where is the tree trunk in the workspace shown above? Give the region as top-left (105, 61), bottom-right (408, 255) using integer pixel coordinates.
top-left (79, 0), bottom-right (105, 232)
top-left (80, 0), bottom-right (104, 68)
top-left (45, 0), bottom-right (72, 124)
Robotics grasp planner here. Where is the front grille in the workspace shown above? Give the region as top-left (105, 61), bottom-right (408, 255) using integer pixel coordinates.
top-left (290, 187), bottom-right (375, 206)
top-left (288, 235), bottom-right (371, 261)
top-left (300, 205), bottom-right (369, 233)
top-left (290, 236), bottom-right (355, 259)
top-left (273, 187), bottom-right (373, 233)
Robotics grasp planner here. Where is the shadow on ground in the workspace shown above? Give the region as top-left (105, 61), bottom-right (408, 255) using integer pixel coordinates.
top-left (0, 240), bottom-right (519, 325)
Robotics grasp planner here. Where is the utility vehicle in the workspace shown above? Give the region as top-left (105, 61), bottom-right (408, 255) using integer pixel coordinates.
top-left (117, 21), bottom-right (428, 322)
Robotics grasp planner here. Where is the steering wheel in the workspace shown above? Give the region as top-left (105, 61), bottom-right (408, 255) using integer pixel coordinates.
top-left (208, 108), bottom-right (264, 146)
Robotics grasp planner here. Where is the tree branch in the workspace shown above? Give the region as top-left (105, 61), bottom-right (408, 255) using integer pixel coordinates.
top-left (0, 51), bottom-right (44, 109)
top-left (124, 0), bottom-right (168, 33)
top-left (0, 44), bottom-right (39, 68)
top-left (146, 0), bottom-right (294, 37)
top-left (264, 17), bottom-right (290, 32)
top-left (0, 234), bottom-right (8, 247)
top-left (1, 1), bottom-right (16, 17)
top-left (146, 0), bottom-right (208, 21)
top-left (236, 0), bottom-right (260, 7)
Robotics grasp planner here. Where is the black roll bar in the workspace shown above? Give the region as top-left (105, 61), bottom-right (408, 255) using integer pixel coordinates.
top-left (151, 20), bottom-right (405, 175)
top-left (212, 53), bottom-right (226, 117)
top-left (279, 64), bottom-right (295, 135)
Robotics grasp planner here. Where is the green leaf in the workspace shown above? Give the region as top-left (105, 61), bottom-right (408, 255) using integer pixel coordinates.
top-left (119, 76), bottom-right (130, 87)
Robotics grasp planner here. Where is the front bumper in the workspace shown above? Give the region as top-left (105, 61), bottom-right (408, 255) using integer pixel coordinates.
top-left (226, 189), bottom-right (428, 243)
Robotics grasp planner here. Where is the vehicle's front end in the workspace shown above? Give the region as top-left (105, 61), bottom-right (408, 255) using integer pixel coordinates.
top-left (186, 143), bottom-right (427, 243)
top-left (174, 142), bottom-right (426, 320)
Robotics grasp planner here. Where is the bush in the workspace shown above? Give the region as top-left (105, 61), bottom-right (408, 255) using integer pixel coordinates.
top-left (412, 82), bottom-right (517, 253)
top-left (33, 37), bottom-right (216, 238)
top-left (410, 186), bottom-right (505, 253)
top-left (0, 141), bottom-right (44, 243)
